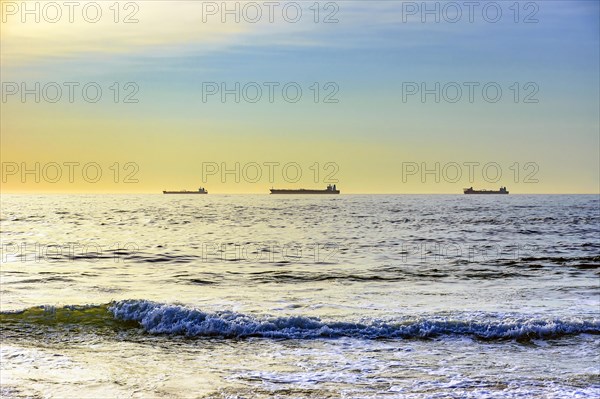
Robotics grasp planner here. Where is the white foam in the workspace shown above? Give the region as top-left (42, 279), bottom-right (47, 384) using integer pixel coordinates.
top-left (109, 300), bottom-right (600, 340)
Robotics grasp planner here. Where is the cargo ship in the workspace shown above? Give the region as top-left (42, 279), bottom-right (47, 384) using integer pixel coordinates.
top-left (270, 184), bottom-right (340, 194)
top-left (463, 186), bottom-right (508, 194)
top-left (163, 187), bottom-right (208, 194)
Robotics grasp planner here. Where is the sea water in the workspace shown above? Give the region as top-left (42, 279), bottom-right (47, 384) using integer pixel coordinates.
top-left (1, 194), bottom-right (599, 398)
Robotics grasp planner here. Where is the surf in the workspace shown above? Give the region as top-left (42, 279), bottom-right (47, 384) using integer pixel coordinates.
top-left (2, 300), bottom-right (599, 342)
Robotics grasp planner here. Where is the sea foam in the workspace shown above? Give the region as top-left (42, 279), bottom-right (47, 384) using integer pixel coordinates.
top-left (109, 300), bottom-right (600, 340)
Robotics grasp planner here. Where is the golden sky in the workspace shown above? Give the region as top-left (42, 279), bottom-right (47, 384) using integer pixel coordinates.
top-left (1, 0), bottom-right (599, 193)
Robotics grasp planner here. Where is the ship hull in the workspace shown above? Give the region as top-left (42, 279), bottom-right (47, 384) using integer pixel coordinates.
top-left (464, 191), bottom-right (508, 195)
top-left (270, 189), bottom-right (340, 194)
top-left (163, 191), bottom-right (207, 194)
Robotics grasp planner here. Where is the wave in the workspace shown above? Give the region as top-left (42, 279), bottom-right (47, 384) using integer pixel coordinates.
top-left (109, 301), bottom-right (600, 340)
top-left (4, 301), bottom-right (598, 341)
top-left (0, 304), bottom-right (138, 331)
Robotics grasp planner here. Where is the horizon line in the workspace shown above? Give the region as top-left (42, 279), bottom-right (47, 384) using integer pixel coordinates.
top-left (1, 192), bottom-right (599, 195)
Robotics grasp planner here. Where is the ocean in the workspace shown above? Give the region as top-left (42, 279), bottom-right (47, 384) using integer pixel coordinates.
top-left (1, 194), bottom-right (599, 398)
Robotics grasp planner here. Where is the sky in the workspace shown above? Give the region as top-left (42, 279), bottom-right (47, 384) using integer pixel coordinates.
top-left (1, 0), bottom-right (599, 193)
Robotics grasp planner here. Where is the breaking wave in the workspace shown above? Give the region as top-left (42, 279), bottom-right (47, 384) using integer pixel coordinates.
top-left (108, 300), bottom-right (600, 340)
top-left (2, 300), bottom-right (599, 341)
top-left (5, 300), bottom-right (597, 341)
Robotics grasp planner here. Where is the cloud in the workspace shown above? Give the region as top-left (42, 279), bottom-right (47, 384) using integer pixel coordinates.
top-left (0, 0), bottom-right (446, 65)
top-left (0, 0), bottom-right (270, 66)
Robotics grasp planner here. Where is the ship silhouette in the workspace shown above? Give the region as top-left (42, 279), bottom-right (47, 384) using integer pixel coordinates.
top-left (463, 186), bottom-right (508, 195)
top-left (163, 187), bottom-right (208, 194)
top-left (270, 184), bottom-right (340, 194)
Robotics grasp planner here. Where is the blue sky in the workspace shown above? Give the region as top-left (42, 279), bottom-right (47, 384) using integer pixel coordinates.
top-left (2, 1), bottom-right (599, 193)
